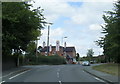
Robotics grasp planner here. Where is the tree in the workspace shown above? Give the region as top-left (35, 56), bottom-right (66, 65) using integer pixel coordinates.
top-left (2, 2), bottom-right (46, 65)
top-left (76, 53), bottom-right (80, 61)
top-left (86, 49), bottom-right (94, 61)
top-left (96, 1), bottom-right (120, 63)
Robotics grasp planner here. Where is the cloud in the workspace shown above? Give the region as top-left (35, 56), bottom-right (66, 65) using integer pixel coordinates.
top-left (38, 27), bottom-right (64, 46)
top-left (89, 24), bottom-right (102, 30)
top-left (33, 0), bottom-right (114, 56)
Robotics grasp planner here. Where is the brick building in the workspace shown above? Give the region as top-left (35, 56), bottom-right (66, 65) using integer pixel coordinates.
top-left (40, 46), bottom-right (76, 58)
top-left (39, 41), bottom-right (76, 58)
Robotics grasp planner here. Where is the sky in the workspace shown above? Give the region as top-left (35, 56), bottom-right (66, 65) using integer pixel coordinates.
top-left (30, 0), bottom-right (117, 57)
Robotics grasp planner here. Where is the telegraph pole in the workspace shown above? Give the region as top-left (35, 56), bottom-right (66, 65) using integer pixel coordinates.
top-left (46, 22), bottom-right (53, 56)
top-left (47, 25), bottom-right (50, 56)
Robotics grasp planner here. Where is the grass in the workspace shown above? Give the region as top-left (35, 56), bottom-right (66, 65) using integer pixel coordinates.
top-left (92, 63), bottom-right (120, 76)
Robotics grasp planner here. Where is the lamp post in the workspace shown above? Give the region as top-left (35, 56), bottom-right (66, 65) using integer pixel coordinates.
top-left (46, 23), bottom-right (53, 56)
top-left (62, 36), bottom-right (67, 57)
top-left (36, 35), bottom-right (40, 63)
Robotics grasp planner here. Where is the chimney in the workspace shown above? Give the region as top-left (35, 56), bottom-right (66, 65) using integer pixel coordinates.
top-left (43, 41), bottom-right (45, 48)
top-left (56, 40), bottom-right (60, 51)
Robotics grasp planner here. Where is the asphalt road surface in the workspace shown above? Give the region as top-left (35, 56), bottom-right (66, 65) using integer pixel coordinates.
top-left (2, 64), bottom-right (108, 84)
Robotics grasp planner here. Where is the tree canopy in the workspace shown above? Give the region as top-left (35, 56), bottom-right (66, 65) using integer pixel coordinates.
top-left (96, 1), bottom-right (120, 63)
top-left (87, 49), bottom-right (94, 57)
top-left (2, 2), bottom-right (45, 57)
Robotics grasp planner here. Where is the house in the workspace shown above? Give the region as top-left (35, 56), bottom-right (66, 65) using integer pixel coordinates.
top-left (39, 41), bottom-right (76, 58)
top-left (64, 47), bottom-right (76, 58)
top-left (40, 46), bottom-right (64, 56)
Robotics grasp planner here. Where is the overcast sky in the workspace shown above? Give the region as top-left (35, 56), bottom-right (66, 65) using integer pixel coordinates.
top-left (30, 0), bottom-right (117, 57)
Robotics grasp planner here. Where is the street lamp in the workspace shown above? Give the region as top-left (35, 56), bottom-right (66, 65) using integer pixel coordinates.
top-left (62, 36), bottom-right (67, 47)
top-left (62, 36), bottom-right (67, 57)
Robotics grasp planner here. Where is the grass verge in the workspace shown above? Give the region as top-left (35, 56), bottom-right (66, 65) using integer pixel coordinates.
top-left (92, 63), bottom-right (120, 76)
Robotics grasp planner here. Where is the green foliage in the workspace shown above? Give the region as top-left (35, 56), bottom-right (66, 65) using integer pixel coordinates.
top-left (87, 49), bottom-right (94, 57)
top-left (96, 1), bottom-right (120, 63)
top-left (86, 49), bottom-right (94, 61)
top-left (76, 53), bottom-right (80, 61)
top-left (2, 2), bottom-right (45, 58)
top-left (24, 54), bottom-right (66, 65)
top-left (92, 63), bottom-right (119, 76)
top-left (26, 41), bottom-right (36, 56)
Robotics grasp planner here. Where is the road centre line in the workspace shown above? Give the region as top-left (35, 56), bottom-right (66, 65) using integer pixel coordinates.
top-left (59, 81), bottom-right (62, 84)
top-left (9, 70), bottom-right (30, 80)
top-left (57, 72), bottom-right (59, 78)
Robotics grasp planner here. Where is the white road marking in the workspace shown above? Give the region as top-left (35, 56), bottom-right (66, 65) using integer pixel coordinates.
top-left (2, 69), bottom-right (31, 78)
top-left (0, 81), bottom-right (5, 84)
top-left (57, 72), bottom-right (59, 78)
top-left (9, 70), bottom-right (30, 80)
top-left (1, 72), bottom-right (14, 78)
top-left (94, 77), bottom-right (105, 82)
top-left (59, 81), bottom-right (62, 84)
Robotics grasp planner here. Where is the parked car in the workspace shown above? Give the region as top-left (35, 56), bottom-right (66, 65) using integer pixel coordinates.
top-left (82, 61), bottom-right (90, 66)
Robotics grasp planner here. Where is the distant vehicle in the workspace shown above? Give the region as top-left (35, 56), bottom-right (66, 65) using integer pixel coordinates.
top-left (72, 58), bottom-right (77, 64)
top-left (82, 61), bottom-right (90, 66)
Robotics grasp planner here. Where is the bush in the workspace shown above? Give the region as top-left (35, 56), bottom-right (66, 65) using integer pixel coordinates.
top-left (24, 54), bottom-right (66, 65)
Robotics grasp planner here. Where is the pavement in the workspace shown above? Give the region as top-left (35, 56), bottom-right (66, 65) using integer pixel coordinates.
top-left (83, 64), bottom-right (120, 84)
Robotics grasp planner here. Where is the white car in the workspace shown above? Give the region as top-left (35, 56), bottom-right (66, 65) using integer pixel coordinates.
top-left (72, 58), bottom-right (77, 64)
top-left (82, 61), bottom-right (90, 66)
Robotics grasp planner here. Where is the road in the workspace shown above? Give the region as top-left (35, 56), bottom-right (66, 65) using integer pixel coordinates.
top-left (2, 64), bottom-right (107, 84)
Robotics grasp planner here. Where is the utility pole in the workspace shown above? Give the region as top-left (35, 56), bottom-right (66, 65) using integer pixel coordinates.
top-left (36, 39), bottom-right (38, 63)
top-left (46, 23), bottom-right (53, 56)
top-left (47, 25), bottom-right (50, 56)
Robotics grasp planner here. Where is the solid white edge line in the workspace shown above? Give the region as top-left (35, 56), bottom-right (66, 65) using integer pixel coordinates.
top-left (9, 70), bottom-right (30, 80)
top-left (0, 81), bottom-right (5, 84)
top-left (94, 77), bottom-right (105, 82)
top-left (2, 69), bottom-right (30, 78)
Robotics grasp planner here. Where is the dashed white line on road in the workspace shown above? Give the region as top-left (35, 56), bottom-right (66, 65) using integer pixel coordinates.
top-left (57, 72), bottom-right (59, 78)
top-left (59, 81), bottom-right (62, 84)
top-left (94, 77), bottom-right (105, 82)
top-left (9, 70), bottom-right (30, 80)
top-left (0, 81), bottom-right (5, 84)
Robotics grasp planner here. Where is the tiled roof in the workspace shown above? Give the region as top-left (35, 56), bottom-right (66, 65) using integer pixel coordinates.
top-left (39, 46), bottom-right (75, 52)
top-left (40, 46), bottom-right (63, 52)
top-left (64, 47), bottom-right (75, 52)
